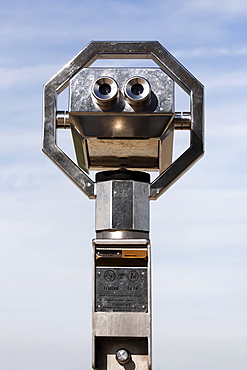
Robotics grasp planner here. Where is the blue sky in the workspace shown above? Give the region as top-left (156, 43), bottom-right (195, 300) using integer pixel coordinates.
top-left (1, 0), bottom-right (247, 369)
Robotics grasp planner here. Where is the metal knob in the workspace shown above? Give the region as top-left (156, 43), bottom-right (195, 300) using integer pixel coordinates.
top-left (115, 348), bottom-right (131, 365)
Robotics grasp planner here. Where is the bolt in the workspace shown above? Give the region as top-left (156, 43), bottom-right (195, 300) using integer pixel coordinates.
top-left (116, 348), bottom-right (131, 365)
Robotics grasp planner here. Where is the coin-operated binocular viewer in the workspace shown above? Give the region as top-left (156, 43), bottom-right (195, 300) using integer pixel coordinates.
top-left (43, 41), bottom-right (204, 370)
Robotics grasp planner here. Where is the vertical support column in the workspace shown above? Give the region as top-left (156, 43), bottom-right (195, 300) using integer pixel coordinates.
top-left (92, 170), bottom-right (152, 370)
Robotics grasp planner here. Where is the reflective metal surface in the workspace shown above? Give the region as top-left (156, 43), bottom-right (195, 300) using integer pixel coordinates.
top-left (69, 67), bottom-right (174, 172)
top-left (124, 76), bottom-right (151, 106)
top-left (115, 349), bottom-right (131, 365)
top-left (43, 41), bottom-right (204, 370)
top-left (95, 338), bottom-right (149, 370)
top-left (56, 110), bottom-right (191, 130)
top-left (95, 180), bottom-right (149, 233)
top-left (92, 239), bottom-right (151, 370)
top-left (92, 76), bottom-right (119, 107)
top-left (70, 68), bottom-right (173, 114)
top-left (43, 41), bottom-right (204, 200)
top-left (96, 230), bottom-right (149, 239)
top-left (95, 267), bottom-right (148, 312)
top-left (109, 354), bottom-right (148, 370)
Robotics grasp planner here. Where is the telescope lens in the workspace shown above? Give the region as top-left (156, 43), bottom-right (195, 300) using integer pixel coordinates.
top-left (131, 83), bottom-right (144, 96)
top-left (99, 83), bottom-right (111, 96)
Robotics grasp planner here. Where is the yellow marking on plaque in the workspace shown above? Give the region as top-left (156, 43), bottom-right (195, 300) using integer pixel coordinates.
top-left (122, 250), bottom-right (147, 258)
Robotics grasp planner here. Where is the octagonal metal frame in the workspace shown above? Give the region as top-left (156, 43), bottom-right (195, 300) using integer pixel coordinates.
top-left (43, 41), bottom-right (204, 200)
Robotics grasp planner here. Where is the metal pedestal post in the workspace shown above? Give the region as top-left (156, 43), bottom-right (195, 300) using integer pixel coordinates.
top-left (92, 170), bottom-right (152, 370)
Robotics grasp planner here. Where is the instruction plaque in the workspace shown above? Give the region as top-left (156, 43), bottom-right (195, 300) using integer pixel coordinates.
top-left (95, 267), bottom-right (148, 312)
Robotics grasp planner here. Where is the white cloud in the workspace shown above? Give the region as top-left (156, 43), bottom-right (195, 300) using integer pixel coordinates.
top-left (0, 64), bottom-right (62, 89)
top-left (174, 46), bottom-right (247, 58)
top-left (187, 0), bottom-right (247, 14)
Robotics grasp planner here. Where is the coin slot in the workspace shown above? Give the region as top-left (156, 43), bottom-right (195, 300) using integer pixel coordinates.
top-left (122, 250), bottom-right (147, 259)
top-left (95, 248), bottom-right (148, 267)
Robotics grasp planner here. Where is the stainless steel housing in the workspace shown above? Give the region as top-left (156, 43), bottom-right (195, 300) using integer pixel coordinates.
top-left (95, 179), bottom-right (149, 234)
top-left (69, 67), bottom-right (174, 173)
top-left (43, 41), bottom-right (204, 200)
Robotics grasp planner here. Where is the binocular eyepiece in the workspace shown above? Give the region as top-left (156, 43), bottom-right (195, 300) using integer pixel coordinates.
top-left (92, 76), bottom-right (151, 108)
top-left (124, 77), bottom-right (151, 106)
top-left (92, 77), bottom-right (118, 106)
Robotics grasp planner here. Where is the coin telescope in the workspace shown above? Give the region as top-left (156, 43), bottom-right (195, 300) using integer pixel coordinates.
top-left (43, 41), bottom-right (204, 369)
